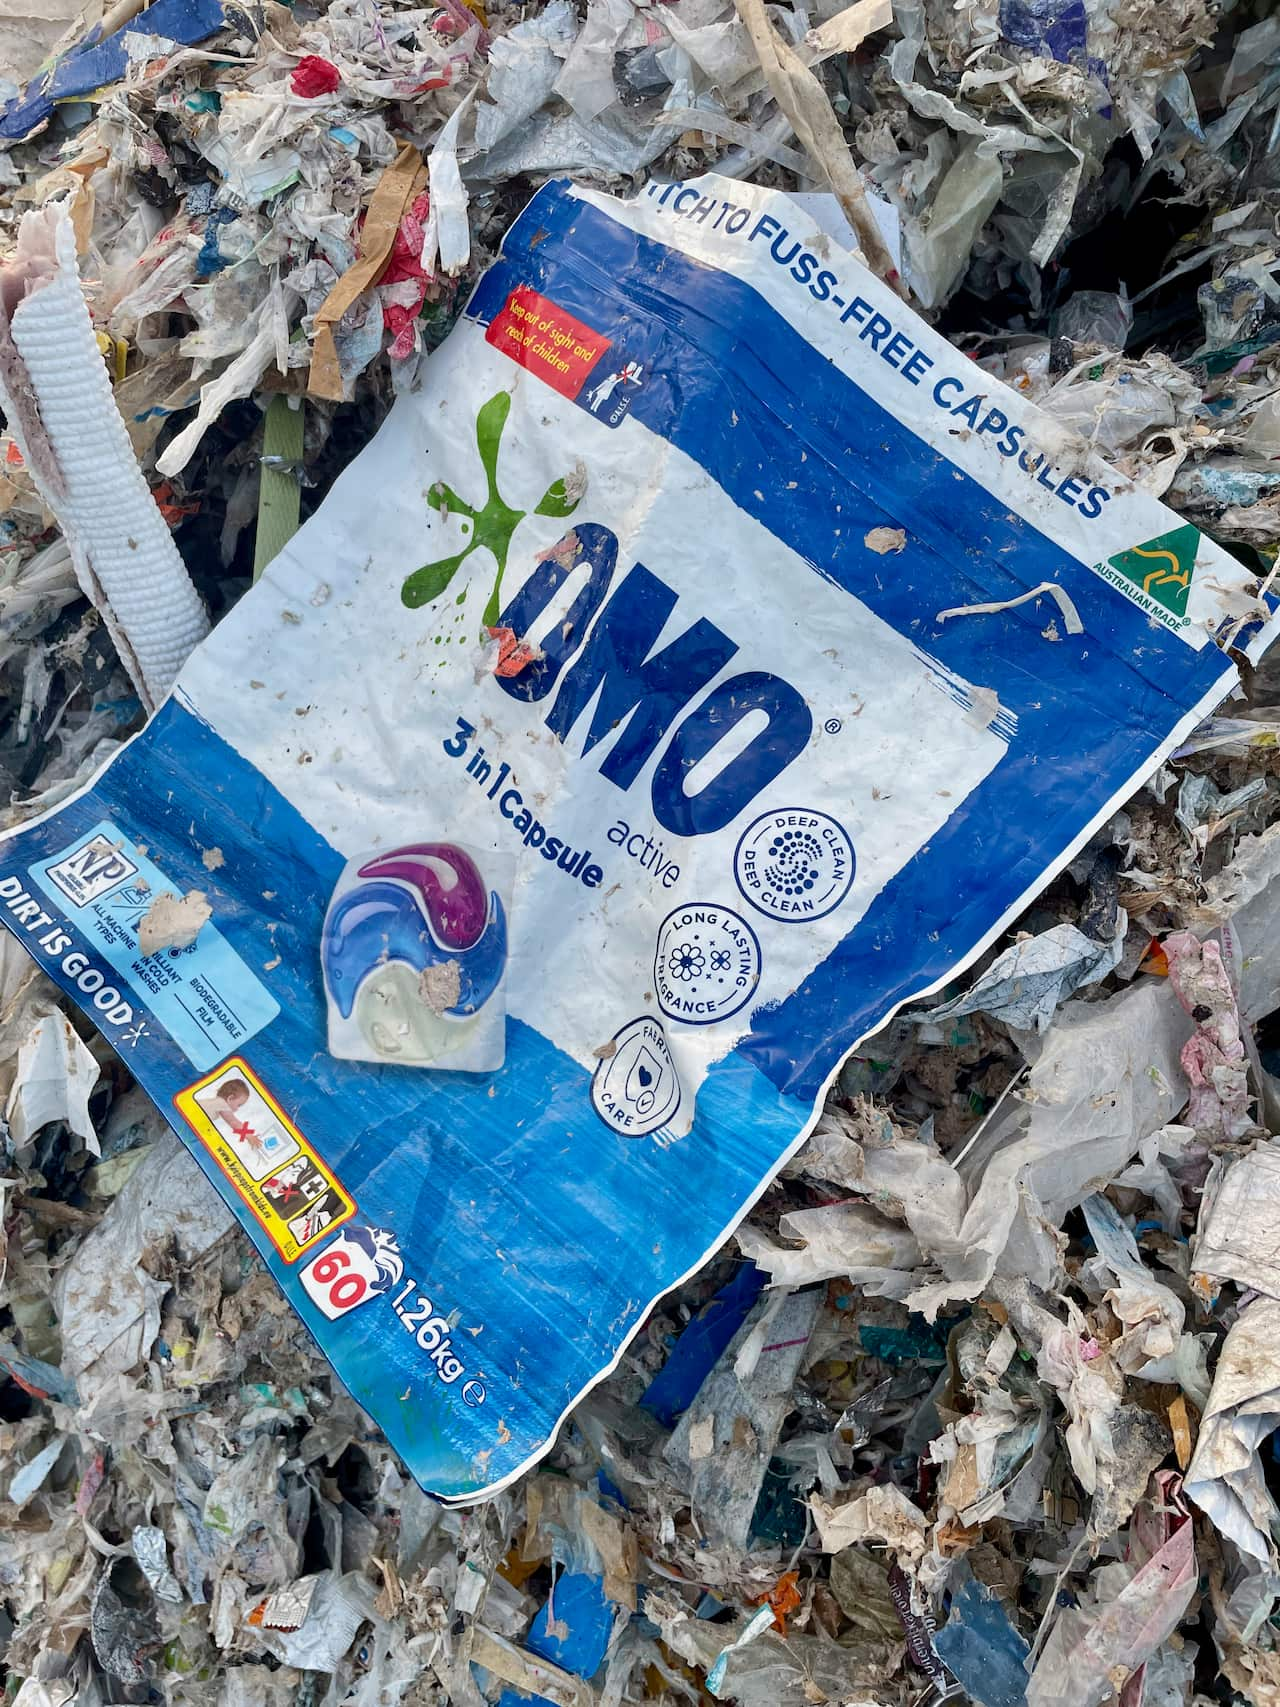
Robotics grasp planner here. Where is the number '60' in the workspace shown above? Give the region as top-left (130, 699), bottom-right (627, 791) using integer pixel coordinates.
top-left (311, 1247), bottom-right (368, 1309)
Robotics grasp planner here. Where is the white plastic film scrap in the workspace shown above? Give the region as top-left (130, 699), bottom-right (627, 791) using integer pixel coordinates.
top-left (0, 175), bottom-right (1276, 1500)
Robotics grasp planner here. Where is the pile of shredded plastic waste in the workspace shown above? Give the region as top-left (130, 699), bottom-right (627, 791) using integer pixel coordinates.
top-left (7, 0), bottom-right (1280, 1702)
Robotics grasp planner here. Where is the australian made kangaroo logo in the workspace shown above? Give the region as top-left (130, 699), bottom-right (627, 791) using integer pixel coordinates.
top-left (1095, 524), bottom-right (1200, 631)
top-left (404, 392), bottom-right (814, 838)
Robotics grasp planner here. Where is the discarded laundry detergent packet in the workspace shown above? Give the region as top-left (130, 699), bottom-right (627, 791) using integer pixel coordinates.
top-left (1, 173), bottom-right (1277, 1500)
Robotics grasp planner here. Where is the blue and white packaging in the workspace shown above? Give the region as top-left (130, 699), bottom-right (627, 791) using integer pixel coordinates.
top-left (1, 175), bottom-right (1275, 1500)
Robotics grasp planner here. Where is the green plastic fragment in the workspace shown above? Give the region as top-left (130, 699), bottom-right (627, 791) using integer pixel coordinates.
top-left (253, 394), bottom-right (305, 581)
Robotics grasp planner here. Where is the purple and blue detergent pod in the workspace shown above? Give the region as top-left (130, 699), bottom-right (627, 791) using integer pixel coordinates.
top-left (322, 842), bottom-right (511, 1070)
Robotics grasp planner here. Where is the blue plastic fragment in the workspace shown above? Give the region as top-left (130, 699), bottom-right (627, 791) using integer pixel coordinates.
top-left (527, 1573), bottom-right (616, 1672)
top-left (196, 207), bottom-right (239, 277)
top-left (997, 0), bottom-right (1086, 63)
top-left (0, 0), bottom-right (226, 141)
top-left (933, 1570), bottom-right (1029, 1707)
top-left (493, 1573), bottom-right (616, 1707)
top-left (639, 1262), bottom-right (765, 1428)
top-left (595, 1469), bottom-right (628, 1509)
top-left (0, 1342), bottom-right (79, 1406)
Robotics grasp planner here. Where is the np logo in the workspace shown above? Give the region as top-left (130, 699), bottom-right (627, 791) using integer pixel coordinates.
top-left (406, 394), bottom-right (815, 839)
top-left (45, 833), bottom-right (138, 907)
top-left (592, 1015), bottom-right (681, 1136)
top-left (1098, 524), bottom-right (1200, 630)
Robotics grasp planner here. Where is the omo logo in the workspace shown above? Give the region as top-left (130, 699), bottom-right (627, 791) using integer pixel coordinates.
top-left (404, 394), bottom-right (812, 838)
top-left (495, 525), bottom-right (811, 836)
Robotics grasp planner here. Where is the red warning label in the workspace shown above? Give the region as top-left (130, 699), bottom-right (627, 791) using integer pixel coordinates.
top-left (485, 286), bottom-right (611, 400)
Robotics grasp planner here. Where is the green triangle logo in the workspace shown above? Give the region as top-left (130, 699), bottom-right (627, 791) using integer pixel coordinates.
top-left (1105, 524), bottom-right (1200, 619)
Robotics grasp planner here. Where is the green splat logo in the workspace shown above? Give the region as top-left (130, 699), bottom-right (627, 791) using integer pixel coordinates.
top-left (1094, 524), bottom-right (1200, 634)
top-left (401, 391), bottom-right (581, 627)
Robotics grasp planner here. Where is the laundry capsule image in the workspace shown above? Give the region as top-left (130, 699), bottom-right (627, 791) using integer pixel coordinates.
top-left (321, 841), bottom-right (511, 1071)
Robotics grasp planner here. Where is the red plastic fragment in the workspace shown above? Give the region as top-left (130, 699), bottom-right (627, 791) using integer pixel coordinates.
top-left (291, 55), bottom-right (341, 97)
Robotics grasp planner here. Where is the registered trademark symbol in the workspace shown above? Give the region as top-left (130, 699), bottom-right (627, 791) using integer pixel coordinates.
top-left (823, 717), bottom-right (842, 735)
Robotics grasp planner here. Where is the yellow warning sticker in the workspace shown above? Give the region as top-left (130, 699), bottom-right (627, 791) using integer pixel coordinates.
top-left (174, 1057), bottom-right (355, 1262)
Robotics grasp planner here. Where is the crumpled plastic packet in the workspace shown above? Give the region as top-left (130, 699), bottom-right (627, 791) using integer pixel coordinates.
top-left (923, 918), bottom-right (1126, 1034)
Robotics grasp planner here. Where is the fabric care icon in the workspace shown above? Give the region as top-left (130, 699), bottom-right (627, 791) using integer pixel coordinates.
top-left (322, 842), bottom-right (512, 1071)
top-left (592, 1015), bottom-right (682, 1137)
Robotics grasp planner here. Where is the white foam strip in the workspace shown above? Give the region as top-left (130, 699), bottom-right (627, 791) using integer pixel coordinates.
top-left (0, 201), bottom-right (208, 709)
